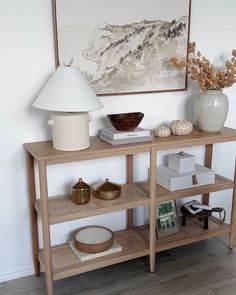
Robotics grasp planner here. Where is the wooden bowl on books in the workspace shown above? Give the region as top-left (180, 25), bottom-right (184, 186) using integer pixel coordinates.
top-left (107, 112), bottom-right (144, 131)
top-left (74, 226), bottom-right (113, 253)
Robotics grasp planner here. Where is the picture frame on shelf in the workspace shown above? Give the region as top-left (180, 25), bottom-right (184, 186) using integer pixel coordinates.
top-left (52, 0), bottom-right (191, 96)
top-left (156, 200), bottom-right (180, 238)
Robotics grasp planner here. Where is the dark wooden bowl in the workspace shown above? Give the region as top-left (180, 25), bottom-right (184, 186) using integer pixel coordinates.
top-left (107, 112), bottom-right (144, 131)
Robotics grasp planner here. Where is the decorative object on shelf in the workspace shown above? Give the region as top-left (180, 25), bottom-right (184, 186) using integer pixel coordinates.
top-left (107, 112), bottom-right (144, 132)
top-left (156, 200), bottom-right (180, 238)
top-left (69, 239), bottom-right (122, 262)
top-left (154, 126), bottom-right (171, 138)
top-left (169, 119), bottom-right (193, 135)
top-left (32, 66), bottom-right (103, 151)
top-left (155, 164), bottom-right (215, 191)
top-left (71, 178), bottom-right (90, 205)
top-left (52, 0), bottom-right (191, 95)
top-left (99, 132), bottom-right (152, 145)
top-left (93, 178), bottom-right (121, 200)
top-left (101, 127), bottom-right (151, 140)
top-left (74, 226), bottom-right (113, 253)
top-left (168, 151), bottom-right (195, 173)
top-left (196, 90), bottom-right (229, 133)
top-left (181, 201), bottom-right (226, 230)
top-left (170, 42), bottom-right (236, 132)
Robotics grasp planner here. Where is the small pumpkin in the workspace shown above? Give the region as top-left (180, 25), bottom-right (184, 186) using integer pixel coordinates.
top-left (155, 125), bottom-right (171, 137)
top-left (170, 120), bottom-right (193, 136)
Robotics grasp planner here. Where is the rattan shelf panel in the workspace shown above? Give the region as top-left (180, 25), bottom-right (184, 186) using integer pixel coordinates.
top-left (135, 216), bottom-right (230, 253)
top-left (35, 184), bottom-right (149, 224)
top-left (38, 227), bottom-right (149, 280)
top-left (38, 218), bottom-right (230, 281)
top-left (135, 174), bottom-right (234, 203)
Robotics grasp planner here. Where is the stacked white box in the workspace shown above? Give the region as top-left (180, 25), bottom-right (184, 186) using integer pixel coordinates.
top-left (156, 164), bottom-right (215, 191)
top-left (168, 151), bottom-right (195, 173)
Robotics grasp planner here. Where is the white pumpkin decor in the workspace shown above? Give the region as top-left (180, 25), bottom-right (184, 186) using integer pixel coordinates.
top-left (170, 120), bottom-right (193, 136)
top-left (155, 126), bottom-right (171, 137)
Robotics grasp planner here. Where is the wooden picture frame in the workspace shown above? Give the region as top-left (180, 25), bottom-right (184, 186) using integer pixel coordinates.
top-left (52, 0), bottom-right (191, 96)
top-left (156, 200), bottom-right (180, 238)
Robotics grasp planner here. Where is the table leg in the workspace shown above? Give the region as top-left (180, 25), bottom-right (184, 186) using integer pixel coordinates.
top-left (230, 158), bottom-right (236, 249)
top-left (204, 218), bottom-right (209, 230)
top-left (126, 154), bottom-right (133, 230)
top-left (182, 215), bottom-right (187, 227)
top-left (149, 146), bottom-right (156, 273)
top-left (25, 151), bottom-right (40, 276)
top-left (38, 160), bottom-right (54, 295)
top-left (202, 144), bottom-right (213, 205)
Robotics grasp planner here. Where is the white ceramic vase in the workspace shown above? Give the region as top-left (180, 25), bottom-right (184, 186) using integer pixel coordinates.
top-left (196, 90), bottom-right (229, 132)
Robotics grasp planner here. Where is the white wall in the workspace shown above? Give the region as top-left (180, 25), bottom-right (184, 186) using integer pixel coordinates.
top-left (1, 0), bottom-right (236, 282)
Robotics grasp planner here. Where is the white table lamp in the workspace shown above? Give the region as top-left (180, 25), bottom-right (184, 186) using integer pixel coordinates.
top-left (33, 66), bottom-right (103, 151)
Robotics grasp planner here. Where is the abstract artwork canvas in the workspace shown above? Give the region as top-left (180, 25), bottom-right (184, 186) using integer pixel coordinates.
top-left (53, 0), bottom-right (191, 95)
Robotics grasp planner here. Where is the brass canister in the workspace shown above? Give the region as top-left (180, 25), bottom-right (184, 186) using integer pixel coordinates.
top-left (92, 178), bottom-right (121, 200)
top-left (71, 178), bottom-right (90, 205)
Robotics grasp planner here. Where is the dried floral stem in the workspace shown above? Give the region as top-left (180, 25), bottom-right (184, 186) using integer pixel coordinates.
top-left (170, 42), bottom-right (236, 90)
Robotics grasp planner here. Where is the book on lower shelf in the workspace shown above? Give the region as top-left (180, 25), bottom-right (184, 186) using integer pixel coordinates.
top-left (100, 133), bottom-right (153, 145)
top-left (69, 240), bottom-right (122, 262)
top-left (101, 127), bottom-right (151, 139)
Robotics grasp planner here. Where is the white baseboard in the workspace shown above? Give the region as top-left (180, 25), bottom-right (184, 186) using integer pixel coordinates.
top-left (0, 264), bottom-right (34, 283)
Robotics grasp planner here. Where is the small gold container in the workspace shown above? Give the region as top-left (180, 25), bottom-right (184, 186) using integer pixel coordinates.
top-left (92, 178), bottom-right (121, 200)
top-left (71, 178), bottom-right (90, 205)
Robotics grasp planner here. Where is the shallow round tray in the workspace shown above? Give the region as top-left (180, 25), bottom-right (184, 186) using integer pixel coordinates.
top-left (74, 226), bottom-right (113, 254)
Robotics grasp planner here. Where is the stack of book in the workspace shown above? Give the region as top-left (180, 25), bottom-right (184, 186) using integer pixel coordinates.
top-left (100, 127), bottom-right (152, 145)
top-left (69, 240), bottom-right (122, 262)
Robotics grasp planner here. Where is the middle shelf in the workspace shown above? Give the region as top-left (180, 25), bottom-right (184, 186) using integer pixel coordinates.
top-left (136, 174), bottom-right (234, 203)
top-left (35, 184), bottom-right (149, 225)
top-left (35, 174), bottom-right (233, 225)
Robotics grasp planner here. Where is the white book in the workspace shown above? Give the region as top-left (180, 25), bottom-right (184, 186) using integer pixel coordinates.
top-left (69, 240), bottom-right (122, 262)
top-left (100, 133), bottom-right (153, 145)
top-left (101, 127), bottom-right (150, 139)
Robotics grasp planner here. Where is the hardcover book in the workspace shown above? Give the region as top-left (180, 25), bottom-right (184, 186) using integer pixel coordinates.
top-left (101, 127), bottom-right (151, 139)
top-left (69, 240), bottom-right (122, 262)
top-left (100, 133), bottom-right (153, 145)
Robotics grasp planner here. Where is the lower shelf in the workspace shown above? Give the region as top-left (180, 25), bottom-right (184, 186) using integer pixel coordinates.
top-left (38, 228), bottom-right (149, 280)
top-left (38, 217), bottom-right (230, 281)
top-left (136, 216), bottom-right (230, 252)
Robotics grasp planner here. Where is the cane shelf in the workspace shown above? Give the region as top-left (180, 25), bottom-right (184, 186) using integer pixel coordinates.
top-left (24, 127), bottom-right (236, 295)
top-left (37, 216), bottom-right (229, 281)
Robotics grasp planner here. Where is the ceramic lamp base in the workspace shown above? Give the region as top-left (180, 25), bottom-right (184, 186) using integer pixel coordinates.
top-left (48, 112), bottom-right (89, 151)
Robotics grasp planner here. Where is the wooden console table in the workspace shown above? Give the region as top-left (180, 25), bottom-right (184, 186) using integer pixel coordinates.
top-left (24, 127), bottom-right (236, 295)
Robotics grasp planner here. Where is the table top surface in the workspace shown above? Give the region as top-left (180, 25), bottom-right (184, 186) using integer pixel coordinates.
top-left (23, 127), bottom-right (236, 164)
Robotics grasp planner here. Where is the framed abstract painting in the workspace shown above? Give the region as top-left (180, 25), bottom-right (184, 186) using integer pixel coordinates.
top-left (52, 0), bottom-right (191, 95)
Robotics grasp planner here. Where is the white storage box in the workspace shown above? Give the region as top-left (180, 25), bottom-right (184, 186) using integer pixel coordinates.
top-left (156, 164), bottom-right (215, 191)
top-left (168, 151), bottom-right (195, 173)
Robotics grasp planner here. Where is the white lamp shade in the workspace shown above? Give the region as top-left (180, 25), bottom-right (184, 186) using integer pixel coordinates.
top-left (33, 66), bottom-right (103, 112)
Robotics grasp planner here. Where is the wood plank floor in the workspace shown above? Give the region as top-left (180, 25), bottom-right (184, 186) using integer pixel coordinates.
top-left (1, 236), bottom-right (236, 295)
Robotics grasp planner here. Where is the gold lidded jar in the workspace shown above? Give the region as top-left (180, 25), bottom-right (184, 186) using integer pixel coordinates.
top-left (93, 178), bottom-right (121, 200)
top-left (71, 178), bottom-right (90, 205)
